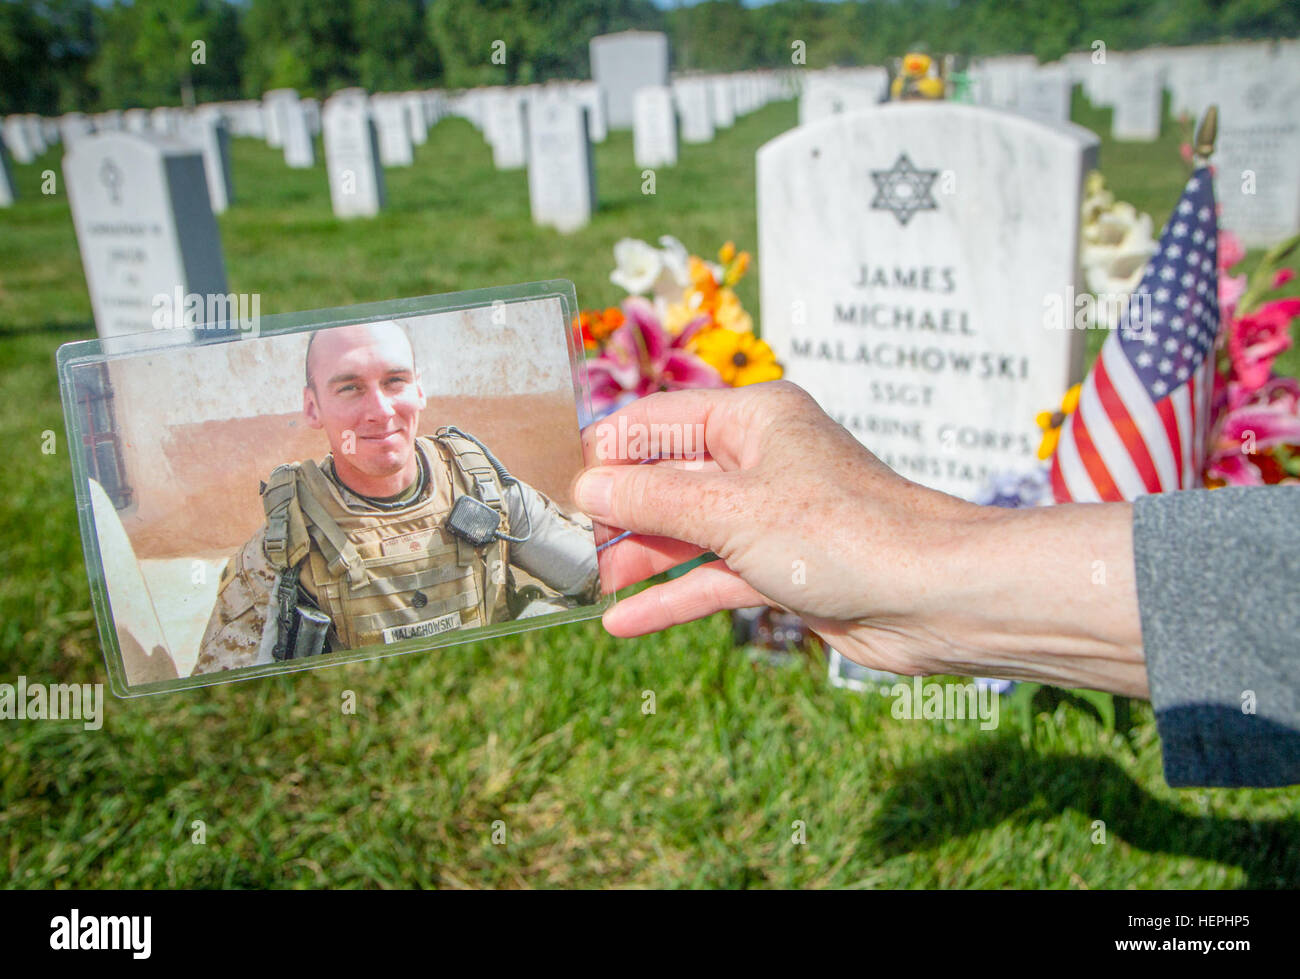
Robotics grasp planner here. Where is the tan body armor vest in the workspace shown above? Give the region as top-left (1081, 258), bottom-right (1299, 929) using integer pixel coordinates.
top-left (260, 431), bottom-right (512, 651)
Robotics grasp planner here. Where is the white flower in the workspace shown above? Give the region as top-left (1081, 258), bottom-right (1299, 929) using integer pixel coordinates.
top-left (1081, 205), bottom-right (1157, 317)
top-left (650, 235), bottom-right (691, 307)
top-left (610, 238), bottom-right (662, 295)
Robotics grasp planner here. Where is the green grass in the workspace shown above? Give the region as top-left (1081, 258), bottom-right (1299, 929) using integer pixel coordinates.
top-left (2, 97), bottom-right (1298, 890)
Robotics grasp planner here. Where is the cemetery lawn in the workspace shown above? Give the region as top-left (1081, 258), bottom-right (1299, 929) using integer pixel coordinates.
top-left (2, 99), bottom-right (1298, 890)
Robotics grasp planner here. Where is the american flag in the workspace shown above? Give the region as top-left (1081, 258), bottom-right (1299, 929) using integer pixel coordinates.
top-left (1051, 166), bottom-right (1220, 503)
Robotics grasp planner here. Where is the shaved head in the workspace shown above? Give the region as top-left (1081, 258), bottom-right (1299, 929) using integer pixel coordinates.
top-left (305, 320), bottom-right (415, 391)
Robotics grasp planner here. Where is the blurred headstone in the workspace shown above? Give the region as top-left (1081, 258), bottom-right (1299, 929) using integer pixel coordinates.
top-left (1111, 66), bottom-right (1161, 141)
top-left (526, 97), bottom-right (595, 233)
top-left (590, 30), bottom-right (669, 130)
top-left (673, 80), bottom-right (715, 144)
top-left (634, 86), bottom-right (678, 168)
top-left (63, 132), bottom-right (227, 338)
top-left (373, 95), bottom-right (415, 167)
top-left (323, 90), bottom-right (386, 219)
top-left (1213, 51), bottom-right (1300, 247)
top-left (0, 139), bottom-right (16, 206)
top-left (182, 110), bottom-right (234, 214)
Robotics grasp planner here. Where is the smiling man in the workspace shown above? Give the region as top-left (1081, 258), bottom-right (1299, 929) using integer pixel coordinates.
top-left (192, 320), bottom-right (599, 675)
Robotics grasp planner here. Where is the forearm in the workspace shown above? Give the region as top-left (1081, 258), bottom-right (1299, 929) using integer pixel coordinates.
top-left (933, 501), bottom-right (1147, 697)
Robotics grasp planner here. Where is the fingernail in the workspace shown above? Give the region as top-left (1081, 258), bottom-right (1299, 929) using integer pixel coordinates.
top-left (576, 469), bottom-right (614, 519)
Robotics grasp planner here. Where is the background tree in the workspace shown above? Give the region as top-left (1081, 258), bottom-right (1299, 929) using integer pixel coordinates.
top-left (0, 0), bottom-right (97, 115)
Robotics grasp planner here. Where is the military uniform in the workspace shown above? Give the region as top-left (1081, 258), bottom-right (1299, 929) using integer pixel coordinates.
top-left (193, 430), bottom-right (598, 675)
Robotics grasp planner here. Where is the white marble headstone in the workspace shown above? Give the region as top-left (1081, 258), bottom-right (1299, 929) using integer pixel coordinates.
top-left (673, 80), bottom-right (714, 144)
top-left (575, 83), bottom-right (608, 143)
top-left (0, 140), bottom-right (16, 206)
top-left (1111, 65), bottom-right (1161, 141)
top-left (3, 115), bottom-right (37, 164)
top-left (322, 92), bottom-right (386, 219)
top-left (263, 89), bottom-right (292, 147)
top-left (182, 111), bottom-right (234, 214)
top-left (485, 92), bottom-right (527, 170)
top-left (757, 103), bottom-right (1098, 500)
top-left (1016, 64), bottom-right (1072, 124)
top-left (59, 112), bottom-right (95, 147)
top-left (526, 98), bottom-right (595, 233)
top-left (373, 95), bottom-right (415, 167)
top-left (799, 72), bottom-right (884, 126)
top-left (404, 94), bottom-right (428, 146)
top-left (1213, 51), bottom-right (1300, 248)
top-left (150, 107), bottom-right (179, 136)
top-left (276, 95), bottom-right (315, 169)
top-left (710, 78), bottom-right (736, 129)
top-left (634, 86), bottom-right (678, 168)
top-left (63, 132), bottom-right (228, 339)
top-left (123, 109), bottom-right (151, 135)
top-left (589, 31), bottom-right (669, 130)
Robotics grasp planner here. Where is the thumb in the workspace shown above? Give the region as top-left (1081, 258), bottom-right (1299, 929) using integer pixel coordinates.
top-left (574, 464), bottom-right (734, 551)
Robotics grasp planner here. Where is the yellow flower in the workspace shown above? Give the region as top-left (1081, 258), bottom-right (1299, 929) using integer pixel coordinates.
top-left (694, 328), bottom-right (783, 386)
top-left (1035, 383), bottom-right (1082, 459)
top-left (719, 241), bottom-right (736, 264)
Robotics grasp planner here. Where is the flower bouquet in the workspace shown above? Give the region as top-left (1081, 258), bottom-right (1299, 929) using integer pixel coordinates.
top-left (1203, 231), bottom-right (1300, 485)
top-left (575, 236), bottom-right (782, 423)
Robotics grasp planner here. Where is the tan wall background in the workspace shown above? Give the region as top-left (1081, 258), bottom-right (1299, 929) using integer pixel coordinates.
top-left (103, 298), bottom-right (585, 560)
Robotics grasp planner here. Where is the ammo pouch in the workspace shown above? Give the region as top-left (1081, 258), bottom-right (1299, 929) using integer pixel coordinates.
top-left (262, 465), bottom-right (340, 661)
top-left (270, 566), bottom-right (330, 661)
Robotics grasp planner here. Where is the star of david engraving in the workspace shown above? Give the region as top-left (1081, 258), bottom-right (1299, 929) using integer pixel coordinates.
top-left (870, 153), bottom-right (939, 227)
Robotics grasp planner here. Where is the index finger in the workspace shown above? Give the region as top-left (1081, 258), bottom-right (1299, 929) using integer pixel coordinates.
top-left (581, 387), bottom-right (748, 470)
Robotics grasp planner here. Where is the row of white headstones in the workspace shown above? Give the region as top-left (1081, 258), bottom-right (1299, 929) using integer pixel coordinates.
top-left (7, 40), bottom-right (1300, 507)
top-left (0, 72), bottom-right (789, 220)
top-left (8, 69), bottom-right (790, 339)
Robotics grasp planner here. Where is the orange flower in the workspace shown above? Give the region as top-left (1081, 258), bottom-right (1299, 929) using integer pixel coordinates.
top-left (576, 307), bottom-right (625, 350)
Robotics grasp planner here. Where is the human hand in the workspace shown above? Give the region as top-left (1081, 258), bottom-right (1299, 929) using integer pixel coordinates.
top-left (574, 381), bottom-right (1146, 694)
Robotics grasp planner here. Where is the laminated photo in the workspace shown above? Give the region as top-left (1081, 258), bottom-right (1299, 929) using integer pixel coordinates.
top-left (57, 282), bottom-right (609, 696)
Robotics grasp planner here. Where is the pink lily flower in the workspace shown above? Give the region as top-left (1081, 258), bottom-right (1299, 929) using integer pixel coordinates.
top-left (586, 297), bottom-right (724, 418)
top-left (1228, 298), bottom-right (1300, 390)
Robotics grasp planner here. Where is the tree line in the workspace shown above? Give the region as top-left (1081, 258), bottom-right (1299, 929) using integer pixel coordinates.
top-left (3, 0), bottom-right (1297, 115)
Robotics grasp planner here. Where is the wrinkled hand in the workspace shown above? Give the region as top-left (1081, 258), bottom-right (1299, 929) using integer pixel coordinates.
top-left (574, 380), bottom-right (1146, 695)
top-left (574, 381), bottom-right (1000, 678)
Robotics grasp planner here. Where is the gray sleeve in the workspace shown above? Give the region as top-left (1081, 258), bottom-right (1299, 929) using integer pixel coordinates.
top-left (1132, 485), bottom-right (1300, 788)
top-left (505, 481), bottom-right (599, 598)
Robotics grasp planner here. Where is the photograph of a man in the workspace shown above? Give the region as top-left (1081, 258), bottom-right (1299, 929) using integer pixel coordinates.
top-left (193, 319), bottom-right (599, 675)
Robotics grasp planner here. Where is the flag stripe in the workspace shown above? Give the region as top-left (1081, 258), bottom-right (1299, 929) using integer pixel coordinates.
top-left (1156, 396), bottom-right (1184, 483)
top-left (1053, 419), bottom-right (1101, 503)
top-left (1173, 383), bottom-right (1195, 487)
top-left (1077, 370), bottom-right (1149, 498)
top-left (1100, 336), bottom-right (1180, 489)
top-left (1092, 354), bottom-right (1162, 493)
top-left (1070, 410), bottom-right (1122, 502)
